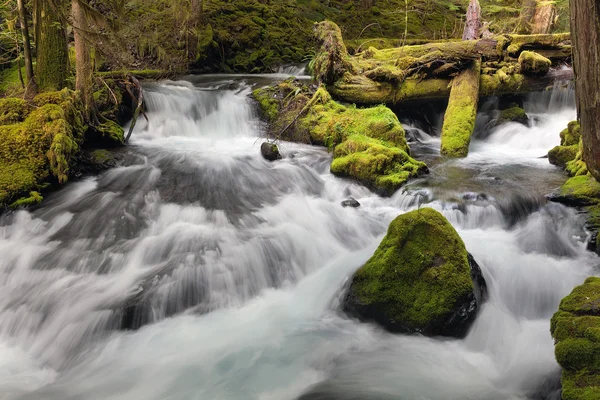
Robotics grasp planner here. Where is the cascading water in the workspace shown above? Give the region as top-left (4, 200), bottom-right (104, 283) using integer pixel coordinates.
top-left (0, 75), bottom-right (597, 400)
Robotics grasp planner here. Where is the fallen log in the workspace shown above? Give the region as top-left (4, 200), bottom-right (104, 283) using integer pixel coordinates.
top-left (440, 0), bottom-right (481, 158)
top-left (329, 67), bottom-right (574, 105)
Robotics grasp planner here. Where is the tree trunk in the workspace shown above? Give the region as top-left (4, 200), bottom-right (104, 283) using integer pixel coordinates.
top-left (570, 0), bottom-right (600, 181)
top-left (17, 0), bottom-right (36, 96)
top-left (517, 0), bottom-right (537, 33)
top-left (71, 0), bottom-right (94, 120)
top-left (462, 0), bottom-right (482, 40)
top-left (35, 0), bottom-right (69, 91)
top-left (531, 2), bottom-right (556, 34)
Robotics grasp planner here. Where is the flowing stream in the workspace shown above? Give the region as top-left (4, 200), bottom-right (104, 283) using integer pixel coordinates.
top-left (0, 74), bottom-right (598, 400)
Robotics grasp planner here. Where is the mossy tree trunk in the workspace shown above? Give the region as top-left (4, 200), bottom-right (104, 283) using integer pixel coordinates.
top-left (17, 0), bottom-right (36, 96)
top-left (35, 0), bottom-right (69, 91)
top-left (570, 0), bottom-right (600, 182)
top-left (71, 0), bottom-right (94, 121)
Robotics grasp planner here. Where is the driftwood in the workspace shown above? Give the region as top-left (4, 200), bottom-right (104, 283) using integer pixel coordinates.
top-left (125, 75), bottom-right (144, 143)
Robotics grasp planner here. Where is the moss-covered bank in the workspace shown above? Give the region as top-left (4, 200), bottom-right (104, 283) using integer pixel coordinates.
top-left (0, 90), bottom-right (84, 208)
top-left (253, 79), bottom-right (427, 194)
top-left (551, 277), bottom-right (600, 400)
top-left (343, 208), bottom-right (486, 337)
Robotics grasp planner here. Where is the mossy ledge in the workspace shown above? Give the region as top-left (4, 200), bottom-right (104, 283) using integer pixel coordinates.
top-left (0, 88), bottom-right (126, 210)
top-left (342, 208), bottom-right (487, 337)
top-left (253, 78), bottom-right (427, 195)
top-left (551, 277), bottom-right (600, 400)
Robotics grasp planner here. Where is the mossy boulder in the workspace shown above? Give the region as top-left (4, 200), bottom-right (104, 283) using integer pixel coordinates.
top-left (518, 51), bottom-right (551, 75)
top-left (253, 79), bottom-right (427, 193)
top-left (260, 141), bottom-right (281, 161)
top-left (551, 277), bottom-right (600, 400)
top-left (549, 145), bottom-right (578, 169)
top-left (331, 135), bottom-right (427, 195)
top-left (551, 175), bottom-right (600, 207)
top-left (343, 208), bottom-right (487, 337)
top-left (498, 105), bottom-right (528, 125)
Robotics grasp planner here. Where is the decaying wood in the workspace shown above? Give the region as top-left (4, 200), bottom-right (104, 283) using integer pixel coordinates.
top-left (531, 1), bottom-right (556, 34)
top-left (125, 75), bottom-right (144, 143)
top-left (462, 0), bottom-right (482, 40)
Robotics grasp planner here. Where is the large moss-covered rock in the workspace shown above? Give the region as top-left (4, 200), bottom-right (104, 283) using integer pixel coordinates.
top-left (551, 277), bottom-right (600, 400)
top-left (331, 135), bottom-right (427, 195)
top-left (253, 80), bottom-right (427, 194)
top-left (549, 121), bottom-right (582, 169)
top-left (343, 208), bottom-right (487, 337)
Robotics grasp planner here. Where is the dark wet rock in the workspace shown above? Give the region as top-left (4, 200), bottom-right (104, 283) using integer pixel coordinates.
top-left (341, 197), bottom-right (360, 208)
top-left (342, 208), bottom-right (486, 338)
top-left (497, 193), bottom-right (546, 227)
top-left (76, 148), bottom-right (122, 177)
top-left (261, 142), bottom-right (282, 161)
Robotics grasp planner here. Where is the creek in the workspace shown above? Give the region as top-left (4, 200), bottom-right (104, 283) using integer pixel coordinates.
top-left (0, 73), bottom-right (597, 400)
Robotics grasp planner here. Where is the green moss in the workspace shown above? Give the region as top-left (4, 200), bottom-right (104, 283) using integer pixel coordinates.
top-left (9, 191), bottom-right (43, 209)
top-left (518, 51), bottom-right (551, 75)
top-left (498, 105), bottom-right (527, 125)
top-left (330, 134), bottom-right (427, 194)
top-left (0, 98), bottom-right (30, 125)
top-left (346, 208), bottom-right (475, 334)
top-left (440, 61), bottom-right (481, 158)
top-left (0, 93), bottom-right (82, 208)
top-left (90, 149), bottom-right (113, 164)
top-left (559, 175), bottom-right (600, 206)
top-left (36, 0), bottom-right (69, 91)
top-left (95, 120), bottom-right (125, 146)
top-left (549, 145), bottom-right (578, 168)
top-left (552, 277), bottom-right (600, 399)
top-left (254, 80), bottom-right (426, 193)
top-left (561, 121), bottom-right (582, 147)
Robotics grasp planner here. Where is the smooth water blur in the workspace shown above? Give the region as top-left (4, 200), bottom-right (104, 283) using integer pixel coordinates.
top-left (0, 76), bottom-right (597, 400)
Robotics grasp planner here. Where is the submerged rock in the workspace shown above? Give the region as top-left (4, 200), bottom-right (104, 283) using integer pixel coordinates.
top-left (260, 142), bottom-right (281, 161)
top-left (341, 197), bottom-right (360, 208)
top-left (343, 208), bottom-right (486, 337)
top-left (551, 277), bottom-right (600, 400)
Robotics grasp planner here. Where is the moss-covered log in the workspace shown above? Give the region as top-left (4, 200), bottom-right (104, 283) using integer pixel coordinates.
top-left (330, 67), bottom-right (573, 105)
top-left (441, 60), bottom-right (481, 158)
top-left (314, 21), bottom-right (571, 107)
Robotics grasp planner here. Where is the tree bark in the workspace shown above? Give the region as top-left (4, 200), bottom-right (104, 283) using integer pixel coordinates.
top-left (462, 0), bottom-right (482, 40)
top-left (570, 0), bottom-right (600, 181)
top-left (17, 0), bottom-right (36, 96)
top-left (35, 0), bottom-right (69, 91)
top-left (531, 2), bottom-right (556, 34)
top-left (71, 0), bottom-right (94, 120)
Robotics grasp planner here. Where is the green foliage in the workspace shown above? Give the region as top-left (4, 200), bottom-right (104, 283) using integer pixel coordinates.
top-left (552, 277), bottom-right (600, 399)
top-left (347, 208), bottom-right (474, 332)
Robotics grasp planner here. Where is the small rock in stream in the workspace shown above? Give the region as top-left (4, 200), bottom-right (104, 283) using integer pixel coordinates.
top-left (341, 197), bottom-right (361, 208)
top-left (260, 142), bottom-right (282, 161)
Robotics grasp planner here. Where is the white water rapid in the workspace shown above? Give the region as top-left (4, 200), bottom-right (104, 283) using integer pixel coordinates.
top-left (0, 76), bottom-right (597, 400)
